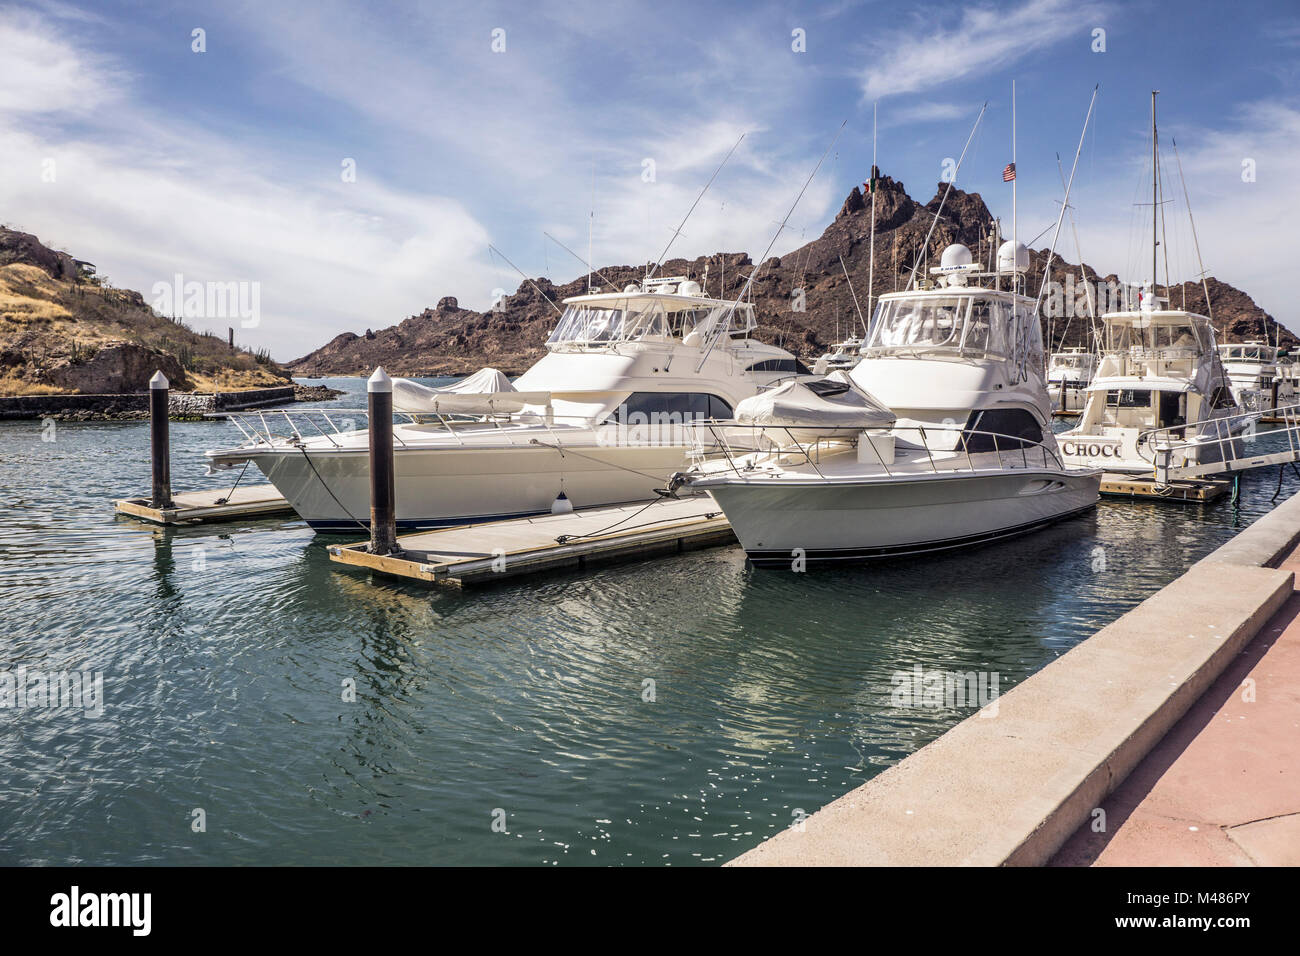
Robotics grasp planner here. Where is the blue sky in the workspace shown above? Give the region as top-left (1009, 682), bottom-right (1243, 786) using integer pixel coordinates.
top-left (2, 0), bottom-right (1297, 359)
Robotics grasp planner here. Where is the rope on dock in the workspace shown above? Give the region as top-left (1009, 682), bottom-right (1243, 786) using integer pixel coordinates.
top-left (554, 495), bottom-right (720, 546)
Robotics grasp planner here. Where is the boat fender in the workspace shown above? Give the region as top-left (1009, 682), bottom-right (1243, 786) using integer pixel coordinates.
top-left (552, 491), bottom-right (574, 514)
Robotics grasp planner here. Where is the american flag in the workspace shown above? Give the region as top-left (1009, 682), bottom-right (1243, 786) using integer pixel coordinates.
top-left (1002, 162), bottom-right (1016, 182)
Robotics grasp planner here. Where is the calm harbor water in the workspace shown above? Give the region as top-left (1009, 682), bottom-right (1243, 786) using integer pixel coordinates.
top-left (2, 375), bottom-right (1297, 866)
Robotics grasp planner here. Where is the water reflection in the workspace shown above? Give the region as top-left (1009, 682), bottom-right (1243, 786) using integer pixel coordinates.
top-left (1, 381), bottom-right (1298, 865)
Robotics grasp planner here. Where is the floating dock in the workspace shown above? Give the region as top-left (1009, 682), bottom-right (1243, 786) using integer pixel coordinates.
top-left (1099, 473), bottom-right (1231, 502)
top-left (327, 496), bottom-right (734, 587)
top-left (114, 484), bottom-right (293, 525)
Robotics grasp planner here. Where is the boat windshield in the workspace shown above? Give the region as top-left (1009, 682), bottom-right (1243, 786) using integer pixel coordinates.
top-left (1051, 354), bottom-right (1093, 369)
top-left (1220, 345), bottom-right (1275, 363)
top-left (546, 302), bottom-right (753, 347)
top-left (1105, 318), bottom-right (1208, 355)
top-left (866, 294), bottom-right (1039, 364)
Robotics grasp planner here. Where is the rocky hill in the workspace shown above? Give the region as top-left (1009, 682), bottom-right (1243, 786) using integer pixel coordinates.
top-left (0, 226), bottom-right (294, 395)
top-left (287, 173), bottom-right (1290, 375)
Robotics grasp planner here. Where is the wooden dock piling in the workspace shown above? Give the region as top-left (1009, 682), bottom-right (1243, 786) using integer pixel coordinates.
top-left (367, 366), bottom-right (399, 555)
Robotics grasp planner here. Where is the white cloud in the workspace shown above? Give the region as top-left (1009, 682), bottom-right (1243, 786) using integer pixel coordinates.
top-left (0, 8), bottom-right (497, 360)
top-left (1032, 98), bottom-right (1300, 336)
top-left (860, 0), bottom-right (1107, 100)
top-left (0, 8), bottom-right (122, 114)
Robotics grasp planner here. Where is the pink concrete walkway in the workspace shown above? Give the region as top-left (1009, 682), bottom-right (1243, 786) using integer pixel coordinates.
top-left (1051, 546), bottom-right (1300, 866)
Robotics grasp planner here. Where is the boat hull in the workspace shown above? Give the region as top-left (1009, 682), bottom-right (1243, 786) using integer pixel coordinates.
top-left (696, 468), bottom-right (1101, 566)
top-left (246, 442), bottom-right (692, 531)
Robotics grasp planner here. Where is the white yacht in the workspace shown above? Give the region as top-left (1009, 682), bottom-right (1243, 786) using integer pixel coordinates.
top-left (1046, 347), bottom-right (1096, 414)
top-left (1057, 287), bottom-right (1248, 475)
top-left (1059, 91), bottom-right (1256, 477)
top-left (813, 336), bottom-right (866, 374)
top-left (206, 278), bottom-right (808, 531)
top-left (672, 242), bottom-right (1102, 566)
top-left (1217, 340), bottom-right (1296, 416)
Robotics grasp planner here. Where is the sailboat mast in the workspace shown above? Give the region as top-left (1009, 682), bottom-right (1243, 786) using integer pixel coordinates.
top-left (867, 101), bottom-right (877, 339)
top-left (1151, 90), bottom-right (1159, 296)
top-left (1012, 80), bottom-right (1017, 292)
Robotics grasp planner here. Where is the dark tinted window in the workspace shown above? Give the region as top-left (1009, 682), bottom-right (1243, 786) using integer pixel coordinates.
top-left (1106, 389), bottom-right (1150, 408)
top-left (745, 358), bottom-right (812, 374)
top-left (962, 408), bottom-right (1044, 451)
top-left (606, 392), bottom-right (733, 423)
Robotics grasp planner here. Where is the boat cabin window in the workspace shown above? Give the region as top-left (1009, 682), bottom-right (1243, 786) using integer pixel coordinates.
top-left (961, 408), bottom-right (1044, 452)
top-left (745, 358), bottom-right (812, 374)
top-left (604, 392), bottom-right (734, 424)
top-left (1106, 388), bottom-right (1149, 408)
top-left (1100, 388), bottom-right (1156, 428)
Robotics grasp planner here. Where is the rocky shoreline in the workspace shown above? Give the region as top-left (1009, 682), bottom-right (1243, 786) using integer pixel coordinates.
top-left (0, 382), bottom-right (344, 422)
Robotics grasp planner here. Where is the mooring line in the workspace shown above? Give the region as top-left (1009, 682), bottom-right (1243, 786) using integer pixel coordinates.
top-left (297, 446), bottom-right (370, 533)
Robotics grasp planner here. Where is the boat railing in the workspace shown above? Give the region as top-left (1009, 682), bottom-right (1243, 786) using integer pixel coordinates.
top-left (1136, 404), bottom-right (1294, 474)
top-left (684, 421), bottom-right (1068, 480)
top-left (209, 406), bottom-right (604, 450)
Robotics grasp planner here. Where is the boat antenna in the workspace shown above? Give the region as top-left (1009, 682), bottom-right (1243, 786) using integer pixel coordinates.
top-left (645, 132), bottom-right (745, 285)
top-left (696, 120), bottom-right (848, 372)
top-left (905, 103), bottom-right (987, 291)
top-left (588, 162), bottom-right (595, 294)
top-left (1033, 85), bottom-right (1099, 317)
top-left (488, 244), bottom-right (562, 314)
top-left (1169, 137), bottom-right (1213, 323)
top-left (544, 231), bottom-right (622, 292)
top-left (1012, 80), bottom-right (1017, 293)
top-left (840, 255), bottom-right (866, 337)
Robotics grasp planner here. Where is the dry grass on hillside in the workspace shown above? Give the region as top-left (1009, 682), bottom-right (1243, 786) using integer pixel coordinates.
top-left (0, 263), bottom-right (291, 393)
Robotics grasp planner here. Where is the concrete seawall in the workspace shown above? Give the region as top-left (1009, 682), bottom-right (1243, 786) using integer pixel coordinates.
top-left (0, 386), bottom-right (296, 420)
top-left (729, 492), bottom-right (1300, 867)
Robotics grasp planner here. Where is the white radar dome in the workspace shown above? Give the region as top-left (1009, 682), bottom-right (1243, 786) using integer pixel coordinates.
top-left (997, 240), bottom-right (1030, 274)
top-left (676, 279), bottom-right (702, 296)
top-left (623, 283), bottom-right (642, 294)
top-left (939, 243), bottom-right (973, 269)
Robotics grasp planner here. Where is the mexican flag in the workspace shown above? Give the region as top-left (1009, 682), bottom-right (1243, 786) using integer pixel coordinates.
top-left (862, 165), bottom-right (881, 195)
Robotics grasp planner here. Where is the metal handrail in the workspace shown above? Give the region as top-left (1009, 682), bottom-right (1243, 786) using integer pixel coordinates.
top-left (683, 420), bottom-right (1068, 477)
top-left (209, 405), bottom-right (619, 451)
top-left (1138, 402), bottom-right (1300, 470)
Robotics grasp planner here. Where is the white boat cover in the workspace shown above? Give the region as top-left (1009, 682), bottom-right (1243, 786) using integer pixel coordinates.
top-left (391, 367), bottom-right (552, 415)
top-left (734, 371), bottom-right (895, 437)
